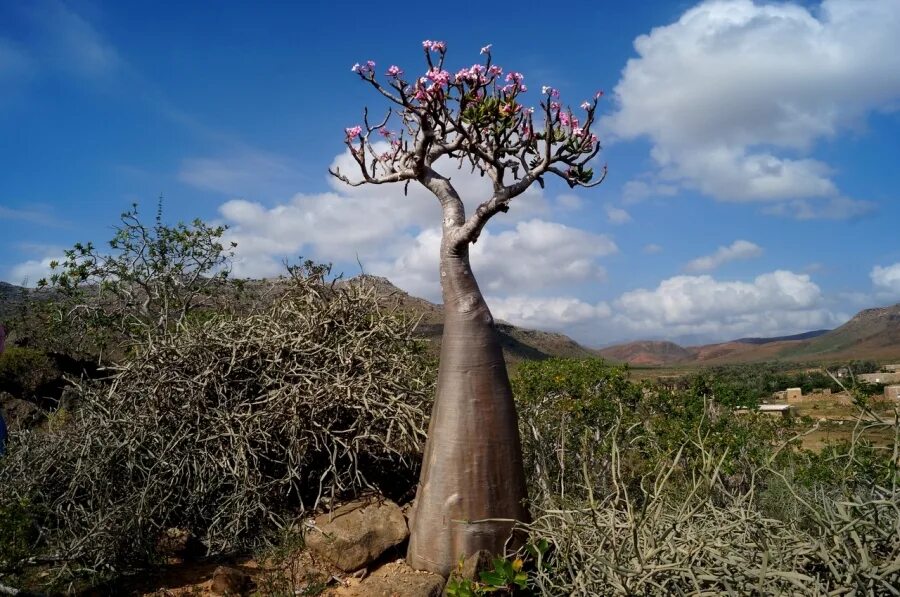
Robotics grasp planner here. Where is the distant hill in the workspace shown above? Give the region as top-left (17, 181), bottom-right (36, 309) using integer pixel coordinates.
top-left (599, 303), bottom-right (900, 366)
top-left (735, 330), bottom-right (830, 345)
top-left (345, 276), bottom-right (597, 363)
top-left (776, 304), bottom-right (900, 361)
top-left (597, 340), bottom-right (692, 366)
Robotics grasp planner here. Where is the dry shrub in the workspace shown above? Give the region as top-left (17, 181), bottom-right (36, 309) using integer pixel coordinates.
top-left (0, 269), bottom-right (432, 573)
top-left (521, 422), bottom-right (900, 596)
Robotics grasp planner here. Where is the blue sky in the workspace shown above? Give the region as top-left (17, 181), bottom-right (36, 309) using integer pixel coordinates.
top-left (2, 0), bottom-right (900, 346)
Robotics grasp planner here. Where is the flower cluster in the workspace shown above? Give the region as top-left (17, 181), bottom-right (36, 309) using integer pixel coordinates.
top-left (422, 40), bottom-right (446, 52)
top-left (386, 65), bottom-right (403, 79)
top-left (351, 60), bottom-right (376, 76)
top-left (455, 63), bottom-right (487, 85)
top-left (345, 126), bottom-right (362, 140)
top-left (502, 71), bottom-right (526, 94)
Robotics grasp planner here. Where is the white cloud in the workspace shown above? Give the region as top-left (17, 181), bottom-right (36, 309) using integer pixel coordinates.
top-left (370, 220), bottom-right (618, 301)
top-left (685, 239), bottom-right (763, 272)
top-left (611, 270), bottom-right (843, 340)
top-left (603, 0), bottom-right (900, 218)
top-left (218, 146), bottom-right (573, 280)
top-left (489, 296), bottom-right (611, 329)
top-left (604, 204), bottom-right (632, 225)
top-left (871, 262), bottom-right (900, 298)
top-left (8, 256), bottom-right (61, 287)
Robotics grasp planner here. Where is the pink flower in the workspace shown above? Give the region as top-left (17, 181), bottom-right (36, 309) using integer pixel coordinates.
top-left (591, 134), bottom-right (599, 143)
top-left (559, 112), bottom-right (570, 126)
top-left (426, 68), bottom-right (451, 88)
top-left (505, 71), bottom-right (524, 84)
top-left (595, 90), bottom-right (604, 99)
top-left (378, 128), bottom-right (393, 138)
top-left (519, 84), bottom-right (527, 92)
top-left (422, 40), bottom-right (446, 52)
top-left (345, 126), bottom-right (362, 140)
top-left (572, 126), bottom-right (584, 137)
top-left (580, 101), bottom-right (591, 110)
top-left (550, 101), bottom-right (561, 111)
top-left (480, 44), bottom-right (492, 54)
top-left (525, 106), bottom-right (535, 114)
top-left (386, 65), bottom-right (404, 78)
top-left (541, 85), bottom-right (553, 95)
top-left (489, 65), bottom-right (503, 76)
top-left (352, 61), bottom-right (375, 76)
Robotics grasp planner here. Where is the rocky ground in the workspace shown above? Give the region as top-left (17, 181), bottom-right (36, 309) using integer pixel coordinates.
top-left (100, 498), bottom-right (451, 597)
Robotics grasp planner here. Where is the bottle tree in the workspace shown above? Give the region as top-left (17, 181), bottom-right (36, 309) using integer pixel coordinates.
top-left (330, 41), bottom-right (606, 576)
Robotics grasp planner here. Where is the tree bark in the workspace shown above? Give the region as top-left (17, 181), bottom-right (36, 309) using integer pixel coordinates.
top-left (406, 234), bottom-right (530, 576)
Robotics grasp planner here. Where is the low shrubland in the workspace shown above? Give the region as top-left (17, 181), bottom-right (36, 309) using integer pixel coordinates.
top-left (501, 358), bottom-right (900, 596)
top-left (0, 265), bottom-right (432, 582)
top-left (2, 209), bottom-right (898, 594)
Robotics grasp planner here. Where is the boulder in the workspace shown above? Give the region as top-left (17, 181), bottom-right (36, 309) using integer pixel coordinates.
top-left (306, 498), bottom-right (409, 572)
top-left (211, 565), bottom-right (251, 596)
top-left (0, 393), bottom-right (45, 431)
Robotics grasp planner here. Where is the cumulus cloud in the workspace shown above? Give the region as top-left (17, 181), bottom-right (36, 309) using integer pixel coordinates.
top-left (370, 220), bottom-right (618, 301)
top-left (489, 296), bottom-right (611, 330)
top-left (611, 270), bottom-right (843, 340)
top-left (871, 262), bottom-right (900, 298)
top-left (603, 0), bottom-right (899, 218)
top-left (685, 239), bottom-right (763, 272)
top-left (604, 204), bottom-right (632, 225)
top-left (8, 256), bottom-right (60, 287)
top-left (218, 147), bottom-right (564, 280)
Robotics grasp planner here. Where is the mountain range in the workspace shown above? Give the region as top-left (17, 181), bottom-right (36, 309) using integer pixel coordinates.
top-left (2, 276), bottom-right (898, 366)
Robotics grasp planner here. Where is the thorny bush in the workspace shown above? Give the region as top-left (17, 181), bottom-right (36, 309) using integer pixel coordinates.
top-left (0, 264), bottom-right (432, 577)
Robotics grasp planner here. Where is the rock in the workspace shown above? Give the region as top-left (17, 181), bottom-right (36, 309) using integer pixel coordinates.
top-left (457, 549), bottom-right (495, 582)
top-left (331, 560), bottom-right (445, 597)
top-left (0, 394), bottom-right (45, 431)
top-left (210, 565), bottom-right (251, 596)
top-left (306, 498), bottom-right (409, 572)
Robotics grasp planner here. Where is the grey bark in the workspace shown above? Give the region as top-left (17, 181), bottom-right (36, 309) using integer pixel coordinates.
top-left (406, 173), bottom-right (530, 576)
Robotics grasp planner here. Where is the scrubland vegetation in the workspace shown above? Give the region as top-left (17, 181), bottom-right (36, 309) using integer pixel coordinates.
top-left (1, 210), bottom-right (898, 595)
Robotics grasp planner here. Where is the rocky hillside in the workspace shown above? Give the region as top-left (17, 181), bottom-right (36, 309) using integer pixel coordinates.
top-left (345, 275), bottom-right (596, 363)
top-left (599, 303), bottom-right (900, 366)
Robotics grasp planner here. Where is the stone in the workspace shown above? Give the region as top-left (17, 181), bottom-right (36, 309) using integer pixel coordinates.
top-left (210, 565), bottom-right (251, 596)
top-left (0, 394), bottom-right (45, 431)
top-left (457, 549), bottom-right (495, 582)
top-left (330, 560), bottom-right (445, 597)
top-left (306, 498), bottom-right (409, 572)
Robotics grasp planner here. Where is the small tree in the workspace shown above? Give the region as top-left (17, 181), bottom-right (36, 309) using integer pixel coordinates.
top-left (331, 41), bottom-right (606, 575)
top-left (38, 202), bottom-right (236, 356)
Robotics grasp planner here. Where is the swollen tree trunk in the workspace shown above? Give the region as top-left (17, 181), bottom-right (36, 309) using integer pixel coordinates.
top-left (407, 234), bottom-right (530, 576)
